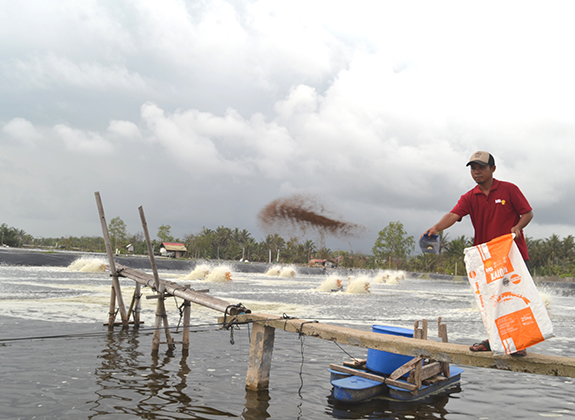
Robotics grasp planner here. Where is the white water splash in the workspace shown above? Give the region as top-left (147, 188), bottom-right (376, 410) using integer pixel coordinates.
top-left (346, 275), bottom-right (371, 294)
top-left (205, 265), bottom-right (232, 282)
top-left (265, 267), bottom-right (281, 276)
top-left (373, 270), bottom-right (405, 284)
top-left (316, 275), bottom-right (344, 292)
top-left (183, 263), bottom-right (211, 280)
top-left (66, 257), bottom-right (107, 272)
top-left (280, 266), bottom-right (296, 277)
top-left (538, 289), bottom-right (553, 311)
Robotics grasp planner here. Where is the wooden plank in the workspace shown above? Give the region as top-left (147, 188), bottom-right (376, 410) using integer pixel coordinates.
top-left (343, 359), bottom-right (366, 368)
top-left (227, 313), bottom-right (575, 378)
top-left (409, 362), bottom-right (442, 383)
top-left (389, 356), bottom-right (423, 380)
top-left (328, 364), bottom-right (417, 391)
top-left (412, 358), bottom-right (423, 388)
top-left (423, 375), bottom-right (447, 385)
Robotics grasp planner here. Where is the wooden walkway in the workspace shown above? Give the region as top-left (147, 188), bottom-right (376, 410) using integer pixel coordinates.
top-left (112, 260), bottom-right (575, 382)
top-left (219, 313), bottom-right (575, 379)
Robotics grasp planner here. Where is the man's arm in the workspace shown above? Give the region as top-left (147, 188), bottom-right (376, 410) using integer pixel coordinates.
top-left (511, 210), bottom-right (533, 237)
top-left (423, 212), bottom-right (460, 237)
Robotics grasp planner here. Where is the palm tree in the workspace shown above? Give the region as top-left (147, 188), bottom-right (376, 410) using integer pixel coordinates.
top-left (303, 239), bottom-right (316, 261)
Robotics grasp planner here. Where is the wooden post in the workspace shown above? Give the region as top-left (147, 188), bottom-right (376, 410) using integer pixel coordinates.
top-left (138, 205), bottom-right (175, 352)
top-left (246, 323), bottom-right (275, 391)
top-left (413, 319), bottom-right (428, 340)
top-left (95, 192), bottom-right (129, 328)
top-left (133, 283), bottom-right (141, 326)
top-left (437, 317), bottom-right (450, 377)
top-left (182, 301), bottom-right (191, 350)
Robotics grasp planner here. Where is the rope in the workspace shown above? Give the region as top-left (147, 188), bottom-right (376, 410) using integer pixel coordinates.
top-left (282, 313), bottom-right (296, 330)
top-left (332, 341), bottom-right (363, 363)
top-left (296, 323), bottom-right (316, 398)
top-left (221, 303), bottom-right (249, 330)
top-left (0, 322), bottom-right (224, 343)
top-left (296, 320), bottom-right (318, 337)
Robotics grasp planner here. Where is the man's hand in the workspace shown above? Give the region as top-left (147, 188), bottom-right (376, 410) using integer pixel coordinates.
top-left (511, 211), bottom-right (534, 239)
top-left (422, 213), bottom-right (460, 239)
top-left (421, 228), bottom-right (439, 238)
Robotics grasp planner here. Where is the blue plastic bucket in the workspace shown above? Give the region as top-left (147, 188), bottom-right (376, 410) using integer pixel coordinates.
top-left (366, 325), bottom-right (413, 375)
top-left (419, 234), bottom-right (440, 254)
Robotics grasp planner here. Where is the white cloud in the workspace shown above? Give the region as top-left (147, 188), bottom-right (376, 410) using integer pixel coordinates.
top-left (2, 118), bottom-right (42, 144)
top-left (54, 124), bottom-right (114, 154)
top-left (3, 54), bottom-right (149, 92)
top-left (107, 120), bottom-right (141, 140)
top-left (2, 0), bottom-right (575, 250)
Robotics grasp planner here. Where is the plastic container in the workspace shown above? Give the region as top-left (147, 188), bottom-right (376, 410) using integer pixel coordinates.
top-left (419, 234), bottom-right (440, 254)
top-left (366, 325), bottom-right (414, 375)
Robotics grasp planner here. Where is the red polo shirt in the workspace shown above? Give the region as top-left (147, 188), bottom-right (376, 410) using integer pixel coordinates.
top-left (451, 179), bottom-right (532, 260)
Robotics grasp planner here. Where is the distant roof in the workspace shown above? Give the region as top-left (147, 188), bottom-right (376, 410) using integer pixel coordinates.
top-left (161, 242), bottom-right (187, 251)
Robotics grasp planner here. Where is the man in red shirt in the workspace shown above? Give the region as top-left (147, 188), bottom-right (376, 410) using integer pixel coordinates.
top-left (423, 151), bottom-right (533, 354)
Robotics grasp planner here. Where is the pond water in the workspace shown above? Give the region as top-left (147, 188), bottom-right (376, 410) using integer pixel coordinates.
top-left (0, 257), bottom-right (574, 419)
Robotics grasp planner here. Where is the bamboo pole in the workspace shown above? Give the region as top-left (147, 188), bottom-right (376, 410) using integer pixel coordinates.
top-left (138, 206), bottom-right (174, 352)
top-left (108, 286), bottom-right (116, 330)
top-left (126, 283), bottom-right (143, 327)
top-left (94, 192), bottom-right (128, 328)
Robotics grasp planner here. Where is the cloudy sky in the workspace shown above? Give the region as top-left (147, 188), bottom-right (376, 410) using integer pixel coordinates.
top-left (2, 0), bottom-right (575, 253)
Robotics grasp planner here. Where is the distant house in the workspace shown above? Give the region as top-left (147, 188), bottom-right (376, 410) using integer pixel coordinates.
top-left (309, 258), bottom-right (337, 268)
top-left (160, 242), bottom-right (187, 258)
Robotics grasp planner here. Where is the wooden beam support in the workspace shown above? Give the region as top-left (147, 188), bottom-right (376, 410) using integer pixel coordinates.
top-left (182, 301), bottom-right (191, 350)
top-left (246, 323), bottom-right (275, 391)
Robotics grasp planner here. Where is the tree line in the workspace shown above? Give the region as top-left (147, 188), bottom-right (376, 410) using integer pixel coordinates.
top-left (1, 220), bottom-right (573, 276)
